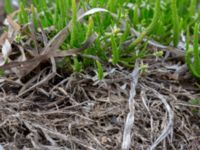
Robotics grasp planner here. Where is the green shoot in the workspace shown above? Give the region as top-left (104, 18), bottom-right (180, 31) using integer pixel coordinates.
top-left (111, 35), bottom-right (119, 65)
top-left (73, 57), bottom-right (82, 72)
top-left (70, 0), bottom-right (77, 47)
top-left (18, 1), bottom-right (28, 24)
top-left (185, 24), bottom-right (200, 78)
top-left (5, 0), bottom-right (13, 14)
top-left (171, 0), bottom-right (180, 46)
top-left (96, 61), bottom-right (104, 80)
top-left (85, 16), bottom-right (94, 41)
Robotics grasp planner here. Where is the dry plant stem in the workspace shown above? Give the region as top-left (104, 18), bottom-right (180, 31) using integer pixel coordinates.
top-left (122, 61), bottom-right (140, 150)
top-left (0, 33), bottom-right (97, 71)
top-left (146, 87), bottom-right (174, 150)
top-left (29, 20), bottom-right (39, 55)
top-left (38, 20), bottom-right (48, 46)
top-left (0, 63), bottom-right (199, 149)
top-left (23, 121), bottom-right (96, 150)
top-left (17, 33), bottom-right (97, 96)
top-left (18, 71), bottom-right (55, 97)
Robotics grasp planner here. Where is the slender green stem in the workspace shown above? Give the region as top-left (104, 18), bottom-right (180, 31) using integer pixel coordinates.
top-left (70, 0), bottom-right (77, 47)
top-left (171, 0), bottom-right (180, 46)
top-left (185, 24), bottom-right (200, 78)
top-left (193, 24), bottom-right (200, 71)
top-left (96, 60), bottom-right (104, 80)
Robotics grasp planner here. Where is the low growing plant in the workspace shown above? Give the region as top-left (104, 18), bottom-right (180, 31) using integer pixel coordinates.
top-left (2, 0), bottom-right (200, 79)
top-left (185, 24), bottom-right (200, 79)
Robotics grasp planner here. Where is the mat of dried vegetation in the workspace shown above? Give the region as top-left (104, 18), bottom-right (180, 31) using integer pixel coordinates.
top-left (0, 57), bottom-right (199, 150)
top-left (0, 3), bottom-right (200, 150)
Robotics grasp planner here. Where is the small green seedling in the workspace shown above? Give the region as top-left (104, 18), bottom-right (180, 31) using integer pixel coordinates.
top-left (96, 60), bottom-right (104, 80)
top-left (139, 62), bottom-right (149, 74)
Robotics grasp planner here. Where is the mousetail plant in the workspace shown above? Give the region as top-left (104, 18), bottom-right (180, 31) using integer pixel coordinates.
top-left (171, 0), bottom-right (181, 47)
top-left (70, 0), bottom-right (82, 72)
top-left (128, 0), bottom-right (160, 50)
top-left (185, 24), bottom-right (200, 78)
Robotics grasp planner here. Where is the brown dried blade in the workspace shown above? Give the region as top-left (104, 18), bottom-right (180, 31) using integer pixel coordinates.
top-left (0, 8), bottom-right (108, 77)
top-left (54, 33), bottom-right (97, 57)
top-left (0, 33), bottom-right (97, 74)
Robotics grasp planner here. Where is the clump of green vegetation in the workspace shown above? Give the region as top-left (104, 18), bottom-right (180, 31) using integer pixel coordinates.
top-left (5, 0), bottom-right (13, 13)
top-left (185, 24), bottom-right (200, 78)
top-left (3, 0), bottom-right (200, 80)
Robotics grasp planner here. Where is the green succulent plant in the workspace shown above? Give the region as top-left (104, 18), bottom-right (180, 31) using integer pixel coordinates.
top-left (185, 24), bottom-right (200, 78)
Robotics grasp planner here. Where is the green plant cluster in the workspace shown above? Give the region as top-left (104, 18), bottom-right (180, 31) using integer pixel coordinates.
top-left (4, 0), bottom-right (200, 79)
top-left (185, 24), bottom-right (200, 78)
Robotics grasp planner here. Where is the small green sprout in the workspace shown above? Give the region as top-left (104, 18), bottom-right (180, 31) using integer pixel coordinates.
top-left (15, 33), bottom-right (23, 43)
top-left (96, 60), bottom-right (104, 80)
top-left (111, 25), bottom-right (120, 35)
top-left (111, 34), bottom-right (120, 65)
top-left (18, 1), bottom-right (28, 24)
top-left (85, 16), bottom-right (94, 41)
top-left (153, 51), bottom-right (164, 57)
top-left (73, 57), bottom-right (82, 72)
top-left (139, 62), bottom-right (149, 74)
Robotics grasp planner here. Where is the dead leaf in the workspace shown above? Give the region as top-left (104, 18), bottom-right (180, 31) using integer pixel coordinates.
top-left (4, 15), bottom-right (20, 41)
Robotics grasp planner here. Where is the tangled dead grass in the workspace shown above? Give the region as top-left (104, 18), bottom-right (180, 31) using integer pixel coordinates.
top-left (0, 57), bottom-right (199, 150)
